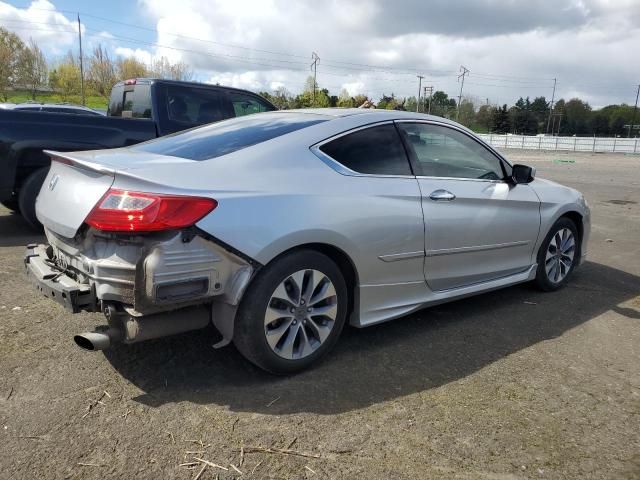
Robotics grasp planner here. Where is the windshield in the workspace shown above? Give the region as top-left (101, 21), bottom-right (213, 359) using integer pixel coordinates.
top-left (132, 112), bottom-right (328, 160)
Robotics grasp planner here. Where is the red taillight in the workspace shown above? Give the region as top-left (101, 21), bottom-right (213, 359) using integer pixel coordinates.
top-left (124, 79), bottom-right (137, 85)
top-left (85, 189), bottom-right (217, 232)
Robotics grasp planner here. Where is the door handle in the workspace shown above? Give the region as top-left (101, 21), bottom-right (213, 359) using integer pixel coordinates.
top-left (429, 189), bottom-right (456, 201)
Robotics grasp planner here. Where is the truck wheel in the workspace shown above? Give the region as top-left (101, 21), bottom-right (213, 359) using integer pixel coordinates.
top-left (234, 250), bottom-right (348, 375)
top-left (18, 168), bottom-right (48, 229)
top-left (534, 217), bottom-right (579, 291)
top-left (1, 200), bottom-right (20, 212)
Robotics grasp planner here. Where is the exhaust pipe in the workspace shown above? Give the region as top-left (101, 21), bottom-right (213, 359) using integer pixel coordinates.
top-left (74, 305), bottom-right (210, 352)
top-left (74, 328), bottom-right (122, 351)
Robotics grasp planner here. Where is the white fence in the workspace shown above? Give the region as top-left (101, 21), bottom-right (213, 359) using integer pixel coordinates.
top-left (477, 134), bottom-right (640, 154)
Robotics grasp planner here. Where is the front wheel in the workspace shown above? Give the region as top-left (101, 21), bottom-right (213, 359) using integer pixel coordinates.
top-left (534, 217), bottom-right (579, 291)
top-left (233, 250), bottom-right (348, 374)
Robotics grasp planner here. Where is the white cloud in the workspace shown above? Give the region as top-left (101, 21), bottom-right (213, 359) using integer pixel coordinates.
top-left (114, 46), bottom-right (154, 65)
top-left (133, 0), bottom-right (640, 106)
top-left (0, 0), bottom-right (78, 55)
top-left (1, 0), bottom-right (638, 106)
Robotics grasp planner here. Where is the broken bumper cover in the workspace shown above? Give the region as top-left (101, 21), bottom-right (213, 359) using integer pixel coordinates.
top-left (24, 244), bottom-right (95, 313)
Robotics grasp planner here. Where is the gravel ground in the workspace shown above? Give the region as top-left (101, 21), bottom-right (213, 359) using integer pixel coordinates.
top-left (0, 150), bottom-right (639, 480)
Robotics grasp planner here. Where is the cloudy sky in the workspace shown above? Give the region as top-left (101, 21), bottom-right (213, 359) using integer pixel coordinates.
top-left (1, 0), bottom-right (638, 107)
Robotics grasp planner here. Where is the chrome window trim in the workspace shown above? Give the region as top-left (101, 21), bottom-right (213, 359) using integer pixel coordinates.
top-left (310, 121), bottom-right (416, 179)
top-left (310, 117), bottom-right (514, 181)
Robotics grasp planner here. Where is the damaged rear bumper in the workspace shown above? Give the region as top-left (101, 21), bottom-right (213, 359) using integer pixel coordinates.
top-left (25, 244), bottom-right (95, 313)
top-left (24, 228), bottom-right (257, 348)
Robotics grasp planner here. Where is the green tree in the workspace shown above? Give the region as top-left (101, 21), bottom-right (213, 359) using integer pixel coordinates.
top-left (0, 27), bottom-right (28, 100)
top-left (430, 91), bottom-right (456, 118)
top-left (88, 44), bottom-right (116, 98)
top-left (475, 104), bottom-right (492, 132)
top-left (563, 98), bottom-right (591, 135)
top-left (22, 38), bottom-right (48, 100)
top-left (54, 61), bottom-right (81, 100)
top-left (337, 88), bottom-right (354, 108)
top-left (405, 95), bottom-right (418, 113)
top-left (352, 94), bottom-right (369, 108)
top-left (117, 57), bottom-right (148, 80)
top-left (377, 93), bottom-right (404, 110)
top-left (492, 104), bottom-right (510, 133)
top-left (457, 98), bottom-right (476, 127)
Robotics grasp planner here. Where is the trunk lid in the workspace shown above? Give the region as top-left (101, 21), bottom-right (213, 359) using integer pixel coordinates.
top-left (37, 150), bottom-right (206, 239)
top-left (36, 152), bottom-right (116, 238)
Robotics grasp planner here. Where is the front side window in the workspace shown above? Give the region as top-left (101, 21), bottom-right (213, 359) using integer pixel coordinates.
top-left (319, 124), bottom-right (412, 176)
top-left (229, 92), bottom-right (273, 117)
top-left (397, 123), bottom-right (505, 180)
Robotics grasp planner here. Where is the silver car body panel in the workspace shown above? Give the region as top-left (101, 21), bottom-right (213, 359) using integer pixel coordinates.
top-left (34, 109), bottom-right (590, 335)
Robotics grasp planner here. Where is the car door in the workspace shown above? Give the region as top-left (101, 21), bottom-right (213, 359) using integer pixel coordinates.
top-left (313, 122), bottom-right (425, 290)
top-left (396, 121), bottom-right (541, 291)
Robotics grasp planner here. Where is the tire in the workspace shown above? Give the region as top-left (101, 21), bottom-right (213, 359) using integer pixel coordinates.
top-left (18, 168), bottom-right (48, 229)
top-left (1, 199), bottom-right (19, 212)
top-left (534, 217), bottom-right (579, 291)
top-left (234, 249), bottom-right (349, 374)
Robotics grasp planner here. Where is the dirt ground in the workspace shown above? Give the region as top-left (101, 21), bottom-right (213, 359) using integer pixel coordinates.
top-left (1, 150), bottom-right (639, 480)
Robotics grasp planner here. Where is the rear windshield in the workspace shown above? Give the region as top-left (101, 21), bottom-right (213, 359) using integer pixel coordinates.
top-left (108, 83), bottom-right (152, 118)
top-left (132, 113), bottom-right (328, 160)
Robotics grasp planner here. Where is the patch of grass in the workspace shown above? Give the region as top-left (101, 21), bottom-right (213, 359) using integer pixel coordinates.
top-left (4, 90), bottom-right (108, 110)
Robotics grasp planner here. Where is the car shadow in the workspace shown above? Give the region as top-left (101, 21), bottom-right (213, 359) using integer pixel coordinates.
top-left (0, 209), bottom-right (44, 247)
top-left (103, 261), bottom-right (640, 415)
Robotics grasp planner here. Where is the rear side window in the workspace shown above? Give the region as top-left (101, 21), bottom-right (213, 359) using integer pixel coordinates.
top-left (133, 113), bottom-right (327, 160)
top-left (319, 124), bottom-right (412, 175)
top-left (229, 92), bottom-right (273, 117)
top-left (165, 85), bottom-right (229, 124)
top-left (132, 84), bottom-right (152, 118)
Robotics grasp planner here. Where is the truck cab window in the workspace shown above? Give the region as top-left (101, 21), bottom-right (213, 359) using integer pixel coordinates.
top-left (165, 85), bottom-right (230, 124)
top-left (229, 92), bottom-right (274, 117)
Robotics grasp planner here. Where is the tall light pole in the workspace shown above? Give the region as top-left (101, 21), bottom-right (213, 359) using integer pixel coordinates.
top-left (77, 14), bottom-right (85, 106)
top-left (545, 77), bottom-right (557, 135)
top-left (416, 75), bottom-right (424, 112)
top-left (456, 66), bottom-right (469, 122)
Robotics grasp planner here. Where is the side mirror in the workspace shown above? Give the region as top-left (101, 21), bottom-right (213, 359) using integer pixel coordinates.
top-left (511, 164), bottom-right (536, 184)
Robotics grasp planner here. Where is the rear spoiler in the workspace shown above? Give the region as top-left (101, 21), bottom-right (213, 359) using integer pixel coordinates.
top-left (44, 150), bottom-right (116, 175)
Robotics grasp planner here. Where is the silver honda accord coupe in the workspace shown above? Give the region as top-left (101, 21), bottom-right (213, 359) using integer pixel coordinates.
top-left (25, 108), bottom-right (590, 374)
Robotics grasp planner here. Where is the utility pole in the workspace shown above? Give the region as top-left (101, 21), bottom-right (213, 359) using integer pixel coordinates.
top-left (77, 14), bottom-right (85, 106)
top-left (545, 77), bottom-right (557, 135)
top-left (628, 83), bottom-right (640, 138)
top-left (416, 75), bottom-right (424, 112)
top-left (456, 65), bottom-right (469, 122)
top-left (423, 86), bottom-right (427, 114)
top-left (424, 86), bottom-right (433, 114)
top-left (310, 52), bottom-right (320, 104)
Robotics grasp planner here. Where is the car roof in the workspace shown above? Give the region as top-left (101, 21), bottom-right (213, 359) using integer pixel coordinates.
top-left (14, 103), bottom-right (95, 110)
top-left (271, 107), bottom-right (462, 126)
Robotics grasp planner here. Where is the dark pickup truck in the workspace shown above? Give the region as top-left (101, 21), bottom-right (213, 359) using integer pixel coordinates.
top-left (0, 78), bottom-right (275, 226)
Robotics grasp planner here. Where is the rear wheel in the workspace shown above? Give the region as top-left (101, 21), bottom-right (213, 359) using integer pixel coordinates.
top-left (18, 168), bottom-right (48, 229)
top-left (234, 250), bottom-right (348, 374)
top-left (534, 217), bottom-right (579, 291)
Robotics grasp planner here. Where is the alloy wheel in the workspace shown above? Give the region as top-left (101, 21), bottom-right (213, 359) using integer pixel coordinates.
top-left (545, 227), bottom-right (575, 283)
top-left (264, 269), bottom-right (338, 360)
